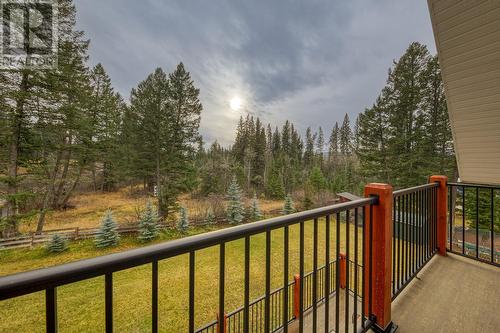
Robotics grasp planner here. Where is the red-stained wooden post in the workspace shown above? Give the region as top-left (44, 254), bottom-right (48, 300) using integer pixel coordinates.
top-left (216, 312), bottom-right (227, 333)
top-left (293, 274), bottom-right (300, 318)
top-left (339, 253), bottom-right (347, 289)
top-left (363, 183), bottom-right (396, 332)
top-left (430, 175), bottom-right (448, 256)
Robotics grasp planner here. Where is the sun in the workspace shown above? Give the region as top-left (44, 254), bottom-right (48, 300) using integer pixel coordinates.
top-left (230, 97), bottom-right (242, 111)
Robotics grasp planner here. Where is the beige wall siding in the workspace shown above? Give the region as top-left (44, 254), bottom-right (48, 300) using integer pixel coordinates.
top-left (428, 0), bottom-right (500, 185)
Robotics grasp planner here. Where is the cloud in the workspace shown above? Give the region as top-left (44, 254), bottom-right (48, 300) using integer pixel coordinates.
top-left (75, 0), bottom-right (435, 145)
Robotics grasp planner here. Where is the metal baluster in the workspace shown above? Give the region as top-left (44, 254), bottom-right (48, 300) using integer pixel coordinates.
top-left (462, 186), bottom-right (466, 255)
top-left (46, 287), bottom-right (57, 333)
top-left (265, 230), bottom-right (271, 333)
top-left (283, 226), bottom-right (289, 333)
top-left (105, 273), bottom-right (113, 333)
top-left (335, 212), bottom-right (340, 333)
top-left (152, 260), bottom-right (158, 333)
top-left (325, 215), bottom-right (330, 332)
top-left (361, 208), bottom-right (366, 329)
top-left (312, 218), bottom-right (318, 333)
top-left (449, 185), bottom-right (453, 252)
top-left (392, 198), bottom-right (396, 296)
top-left (491, 189), bottom-right (495, 263)
top-left (397, 196), bottom-right (401, 291)
top-left (299, 222), bottom-right (304, 333)
top-left (219, 243), bottom-right (225, 332)
top-left (476, 187), bottom-right (479, 259)
top-left (345, 210), bottom-right (350, 333)
top-left (354, 208), bottom-right (358, 332)
top-left (189, 251), bottom-right (195, 333)
top-left (244, 236), bottom-right (250, 333)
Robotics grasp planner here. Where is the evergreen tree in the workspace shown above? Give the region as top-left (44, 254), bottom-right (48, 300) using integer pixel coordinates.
top-left (95, 210), bottom-right (120, 248)
top-left (249, 193), bottom-right (263, 221)
top-left (272, 127), bottom-right (281, 156)
top-left (226, 176), bottom-right (244, 224)
top-left (340, 114), bottom-right (352, 154)
top-left (138, 201), bottom-right (160, 242)
top-left (266, 161), bottom-right (285, 199)
top-left (316, 126), bottom-right (325, 165)
top-left (304, 127), bottom-right (316, 167)
top-left (328, 122), bottom-right (339, 162)
top-left (309, 166), bottom-right (327, 192)
top-left (283, 194), bottom-right (295, 215)
top-left (177, 207), bottom-right (189, 232)
top-left (47, 234), bottom-right (68, 253)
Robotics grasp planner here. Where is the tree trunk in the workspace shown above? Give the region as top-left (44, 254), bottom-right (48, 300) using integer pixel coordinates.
top-left (4, 71), bottom-right (29, 237)
top-left (60, 164), bottom-right (84, 208)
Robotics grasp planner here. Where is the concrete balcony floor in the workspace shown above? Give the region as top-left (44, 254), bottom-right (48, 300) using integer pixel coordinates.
top-left (391, 253), bottom-right (500, 333)
top-left (287, 253), bottom-right (499, 333)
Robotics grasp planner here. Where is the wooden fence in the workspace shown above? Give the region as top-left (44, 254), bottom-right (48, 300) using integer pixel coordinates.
top-left (0, 218), bottom-right (223, 250)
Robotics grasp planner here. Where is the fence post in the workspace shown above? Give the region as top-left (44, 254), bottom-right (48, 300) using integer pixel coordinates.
top-left (364, 183), bottom-right (396, 332)
top-left (293, 274), bottom-right (300, 319)
top-left (216, 312), bottom-right (227, 333)
top-left (430, 175), bottom-right (448, 256)
top-left (339, 252), bottom-right (346, 289)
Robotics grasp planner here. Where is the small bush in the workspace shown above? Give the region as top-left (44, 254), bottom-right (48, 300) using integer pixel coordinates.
top-left (47, 234), bottom-right (68, 253)
top-left (249, 193), bottom-right (263, 221)
top-left (177, 207), bottom-right (189, 232)
top-left (138, 201), bottom-right (160, 242)
top-left (95, 210), bottom-right (120, 248)
top-left (282, 194), bottom-right (295, 215)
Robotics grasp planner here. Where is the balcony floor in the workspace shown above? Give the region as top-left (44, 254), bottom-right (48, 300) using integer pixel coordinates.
top-left (391, 253), bottom-right (500, 333)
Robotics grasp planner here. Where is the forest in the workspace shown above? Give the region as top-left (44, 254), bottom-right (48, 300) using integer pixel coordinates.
top-left (0, 1), bottom-right (456, 238)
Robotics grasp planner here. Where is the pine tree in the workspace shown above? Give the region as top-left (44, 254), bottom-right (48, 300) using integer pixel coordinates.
top-left (205, 207), bottom-right (216, 225)
top-left (266, 161), bottom-right (285, 199)
top-left (316, 126), bottom-right (325, 165)
top-left (328, 122), bottom-right (339, 161)
top-left (138, 201), bottom-right (160, 242)
top-left (309, 166), bottom-right (327, 192)
top-left (340, 114), bottom-right (352, 154)
top-left (226, 176), bottom-right (244, 224)
top-left (177, 207), bottom-right (189, 232)
top-left (47, 234), bottom-right (68, 253)
top-left (95, 210), bottom-right (120, 248)
top-left (304, 127), bottom-right (316, 167)
top-left (283, 194), bottom-right (295, 215)
top-left (249, 193), bottom-right (263, 221)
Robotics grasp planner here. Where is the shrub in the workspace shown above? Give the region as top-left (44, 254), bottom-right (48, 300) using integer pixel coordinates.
top-left (226, 176), bottom-right (244, 224)
top-left (47, 234), bottom-right (68, 253)
top-left (177, 207), bottom-right (189, 232)
top-left (249, 193), bottom-right (263, 221)
top-left (138, 201), bottom-right (160, 242)
top-left (95, 210), bottom-right (120, 248)
top-left (282, 194), bottom-right (295, 215)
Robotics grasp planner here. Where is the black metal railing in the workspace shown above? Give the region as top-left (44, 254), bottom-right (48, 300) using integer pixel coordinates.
top-left (198, 260), bottom-right (363, 333)
top-left (447, 182), bottom-right (500, 266)
top-left (0, 197), bottom-right (377, 333)
top-left (391, 183), bottom-right (439, 299)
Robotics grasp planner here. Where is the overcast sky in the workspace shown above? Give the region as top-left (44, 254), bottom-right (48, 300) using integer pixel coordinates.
top-left (75, 0), bottom-right (436, 146)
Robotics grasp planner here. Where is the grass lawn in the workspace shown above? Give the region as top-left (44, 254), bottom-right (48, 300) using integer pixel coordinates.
top-left (0, 218), bottom-right (362, 332)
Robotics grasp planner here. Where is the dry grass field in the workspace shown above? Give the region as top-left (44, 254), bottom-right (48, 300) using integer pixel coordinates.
top-left (18, 189), bottom-right (285, 233)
